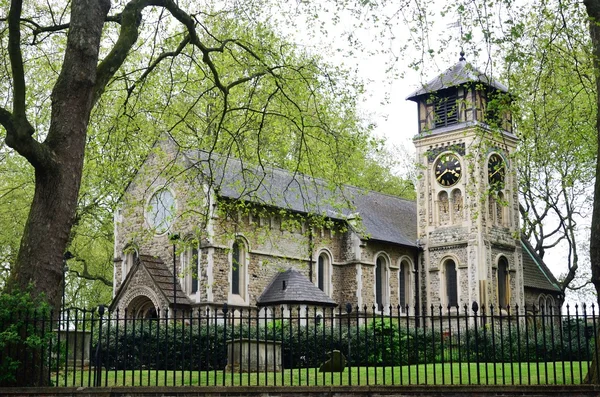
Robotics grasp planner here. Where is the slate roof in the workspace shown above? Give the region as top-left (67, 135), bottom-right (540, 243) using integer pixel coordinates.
top-left (110, 254), bottom-right (192, 311)
top-left (256, 268), bottom-right (338, 307)
top-left (183, 150), bottom-right (418, 247)
top-left (141, 255), bottom-right (192, 305)
top-left (179, 140), bottom-right (559, 294)
top-left (406, 60), bottom-right (508, 101)
top-left (520, 238), bottom-right (561, 293)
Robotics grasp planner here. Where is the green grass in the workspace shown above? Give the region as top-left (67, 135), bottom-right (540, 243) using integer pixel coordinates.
top-left (54, 361), bottom-right (590, 387)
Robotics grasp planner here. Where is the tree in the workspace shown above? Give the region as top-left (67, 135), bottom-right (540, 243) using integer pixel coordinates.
top-left (583, 0), bottom-right (600, 384)
top-left (507, 2), bottom-right (596, 294)
top-left (1, 0), bottom-right (111, 312)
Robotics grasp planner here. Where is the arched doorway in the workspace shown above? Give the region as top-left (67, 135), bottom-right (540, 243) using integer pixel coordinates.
top-left (127, 295), bottom-right (158, 319)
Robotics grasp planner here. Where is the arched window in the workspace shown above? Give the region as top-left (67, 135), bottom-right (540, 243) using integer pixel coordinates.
top-left (122, 246), bottom-right (139, 282)
top-left (182, 244), bottom-right (199, 295)
top-left (191, 247), bottom-right (199, 293)
top-left (545, 296), bottom-right (555, 326)
top-left (444, 259), bottom-right (458, 307)
top-left (538, 295), bottom-right (546, 312)
top-left (375, 256), bottom-right (389, 311)
top-left (497, 257), bottom-right (509, 308)
top-left (546, 296), bottom-right (555, 315)
top-left (399, 259), bottom-right (411, 311)
top-left (231, 238), bottom-right (247, 299)
top-left (317, 252), bottom-right (331, 295)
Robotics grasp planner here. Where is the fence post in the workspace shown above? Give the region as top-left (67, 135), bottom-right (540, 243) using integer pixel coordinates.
top-left (94, 305), bottom-right (105, 387)
top-left (345, 302), bottom-right (352, 385)
top-left (472, 301), bottom-right (480, 385)
top-left (222, 303), bottom-right (228, 387)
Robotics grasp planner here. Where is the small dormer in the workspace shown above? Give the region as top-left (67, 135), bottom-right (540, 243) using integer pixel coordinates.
top-left (407, 59), bottom-right (513, 135)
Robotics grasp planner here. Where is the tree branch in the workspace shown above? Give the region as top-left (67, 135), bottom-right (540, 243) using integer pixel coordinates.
top-left (94, 0), bottom-right (163, 104)
top-left (3, 0), bottom-right (51, 169)
top-left (0, 107), bottom-right (16, 136)
top-left (19, 14), bottom-right (122, 44)
top-left (8, 0), bottom-right (26, 119)
top-left (126, 34), bottom-right (191, 98)
top-left (68, 260), bottom-right (112, 287)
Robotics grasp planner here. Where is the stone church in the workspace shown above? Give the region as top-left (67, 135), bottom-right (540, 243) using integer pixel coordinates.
top-left (110, 60), bottom-right (562, 319)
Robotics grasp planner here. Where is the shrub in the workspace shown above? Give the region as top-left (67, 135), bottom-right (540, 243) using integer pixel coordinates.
top-left (0, 290), bottom-right (53, 386)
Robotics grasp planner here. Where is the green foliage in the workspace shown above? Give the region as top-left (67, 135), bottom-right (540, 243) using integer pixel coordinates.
top-left (507, 0), bottom-right (594, 292)
top-left (459, 320), bottom-right (595, 364)
top-left (94, 314), bottom-right (597, 372)
top-left (0, 290), bottom-right (52, 386)
top-left (0, 152), bottom-right (33, 285)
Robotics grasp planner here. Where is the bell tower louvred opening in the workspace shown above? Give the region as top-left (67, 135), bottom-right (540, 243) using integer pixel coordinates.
top-left (407, 60), bottom-right (513, 136)
top-left (433, 88), bottom-right (459, 128)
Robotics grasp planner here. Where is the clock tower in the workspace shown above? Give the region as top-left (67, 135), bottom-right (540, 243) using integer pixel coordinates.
top-left (407, 60), bottom-right (524, 313)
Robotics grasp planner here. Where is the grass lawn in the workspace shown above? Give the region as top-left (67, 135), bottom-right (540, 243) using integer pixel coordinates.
top-left (54, 361), bottom-right (590, 387)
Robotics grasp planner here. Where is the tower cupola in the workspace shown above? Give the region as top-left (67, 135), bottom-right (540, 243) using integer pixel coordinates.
top-left (407, 60), bottom-right (512, 136)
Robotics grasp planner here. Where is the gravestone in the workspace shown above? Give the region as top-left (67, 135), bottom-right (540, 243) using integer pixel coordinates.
top-left (225, 339), bottom-right (282, 372)
top-left (56, 329), bottom-right (92, 367)
top-left (319, 350), bottom-right (346, 372)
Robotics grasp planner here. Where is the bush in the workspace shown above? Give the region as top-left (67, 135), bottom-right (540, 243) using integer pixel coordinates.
top-left (0, 290), bottom-right (53, 386)
top-left (92, 316), bottom-right (596, 371)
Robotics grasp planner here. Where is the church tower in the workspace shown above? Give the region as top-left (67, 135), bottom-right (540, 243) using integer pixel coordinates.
top-left (407, 59), bottom-right (524, 313)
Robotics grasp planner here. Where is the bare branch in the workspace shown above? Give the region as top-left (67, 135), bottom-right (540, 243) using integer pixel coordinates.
top-left (126, 34), bottom-right (191, 98)
top-left (68, 260), bottom-right (112, 287)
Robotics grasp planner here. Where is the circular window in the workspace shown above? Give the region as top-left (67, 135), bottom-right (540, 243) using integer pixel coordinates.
top-left (146, 189), bottom-right (175, 234)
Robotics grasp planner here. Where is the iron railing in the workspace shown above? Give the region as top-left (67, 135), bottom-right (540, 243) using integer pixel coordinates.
top-left (1, 302), bottom-right (597, 387)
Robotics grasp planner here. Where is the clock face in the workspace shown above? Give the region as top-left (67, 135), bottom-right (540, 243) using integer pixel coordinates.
top-left (435, 153), bottom-right (462, 187)
top-left (488, 153), bottom-right (506, 188)
top-left (146, 189), bottom-right (176, 234)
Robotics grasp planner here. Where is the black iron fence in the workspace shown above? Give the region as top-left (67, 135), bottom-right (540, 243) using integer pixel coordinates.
top-left (1, 302), bottom-right (598, 387)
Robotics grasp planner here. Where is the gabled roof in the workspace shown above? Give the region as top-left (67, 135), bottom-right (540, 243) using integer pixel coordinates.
top-left (110, 254), bottom-right (192, 311)
top-left (256, 268), bottom-right (337, 307)
top-left (182, 149), bottom-right (418, 247)
top-left (406, 60), bottom-right (508, 101)
top-left (520, 237), bottom-right (561, 293)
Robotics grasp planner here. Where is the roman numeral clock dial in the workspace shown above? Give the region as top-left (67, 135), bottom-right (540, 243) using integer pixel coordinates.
top-left (434, 153), bottom-right (462, 187)
top-left (488, 153), bottom-right (506, 189)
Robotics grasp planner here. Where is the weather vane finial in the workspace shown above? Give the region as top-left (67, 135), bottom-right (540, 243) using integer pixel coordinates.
top-left (447, 20), bottom-right (465, 62)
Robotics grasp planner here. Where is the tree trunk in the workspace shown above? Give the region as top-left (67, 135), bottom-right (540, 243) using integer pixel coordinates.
top-left (3, 0), bottom-right (110, 386)
top-left (584, 0), bottom-right (600, 384)
top-left (6, 0), bottom-right (110, 312)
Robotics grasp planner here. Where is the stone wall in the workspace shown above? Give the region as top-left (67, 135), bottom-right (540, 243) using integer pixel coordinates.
top-left (358, 240), bottom-right (416, 310)
top-left (4, 385), bottom-right (599, 397)
top-left (115, 136), bottom-right (412, 313)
